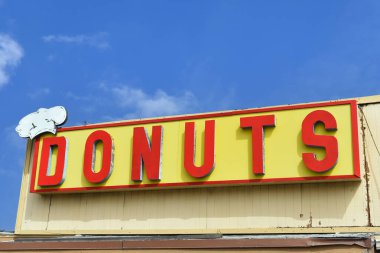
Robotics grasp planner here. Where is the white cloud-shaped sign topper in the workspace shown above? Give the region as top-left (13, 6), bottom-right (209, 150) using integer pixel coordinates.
top-left (16, 106), bottom-right (67, 139)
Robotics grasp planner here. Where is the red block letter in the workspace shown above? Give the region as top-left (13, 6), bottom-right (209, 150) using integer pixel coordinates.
top-left (184, 120), bottom-right (215, 178)
top-left (240, 115), bottom-right (276, 175)
top-left (83, 130), bottom-right (114, 184)
top-left (302, 110), bottom-right (338, 173)
top-left (38, 136), bottom-right (68, 186)
top-left (132, 126), bottom-right (163, 181)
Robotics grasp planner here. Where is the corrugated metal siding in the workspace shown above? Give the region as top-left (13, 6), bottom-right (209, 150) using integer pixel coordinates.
top-left (359, 103), bottom-right (380, 226)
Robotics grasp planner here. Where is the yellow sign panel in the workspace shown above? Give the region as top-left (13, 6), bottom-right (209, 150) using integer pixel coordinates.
top-left (30, 100), bottom-right (360, 193)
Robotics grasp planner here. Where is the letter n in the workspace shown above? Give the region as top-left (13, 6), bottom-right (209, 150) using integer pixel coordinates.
top-left (132, 126), bottom-right (163, 181)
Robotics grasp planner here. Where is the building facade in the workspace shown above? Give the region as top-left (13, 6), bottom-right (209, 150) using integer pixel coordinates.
top-left (2, 95), bottom-right (380, 252)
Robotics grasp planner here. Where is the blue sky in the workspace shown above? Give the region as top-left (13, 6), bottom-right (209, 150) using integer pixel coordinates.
top-left (1, 0), bottom-right (380, 231)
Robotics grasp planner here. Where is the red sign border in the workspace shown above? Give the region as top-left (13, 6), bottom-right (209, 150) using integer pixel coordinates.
top-left (30, 100), bottom-right (361, 193)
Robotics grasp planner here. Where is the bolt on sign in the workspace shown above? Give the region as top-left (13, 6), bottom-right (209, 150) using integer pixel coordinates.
top-left (30, 100), bottom-right (360, 193)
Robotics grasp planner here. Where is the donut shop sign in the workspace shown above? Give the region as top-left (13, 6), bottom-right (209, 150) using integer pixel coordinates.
top-left (27, 100), bottom-right (360, 193)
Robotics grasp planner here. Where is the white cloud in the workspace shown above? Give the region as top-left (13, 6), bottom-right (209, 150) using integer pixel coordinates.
top-left (110, 85), bottom-right (198, 118)
top-left (65, 83), bottom-right (199, 122)
top-left (65, 91), bottom-right (91, 101)
top-left (0, 34), bottom-right (23, 87)
top-left (28, 87), bottom-right (50, 99)
top-left (42, 32), bottom-right (109, 49)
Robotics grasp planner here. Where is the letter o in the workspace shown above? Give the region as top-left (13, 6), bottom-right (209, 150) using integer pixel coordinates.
top-left (83, 130), bottom-right (114, 184)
